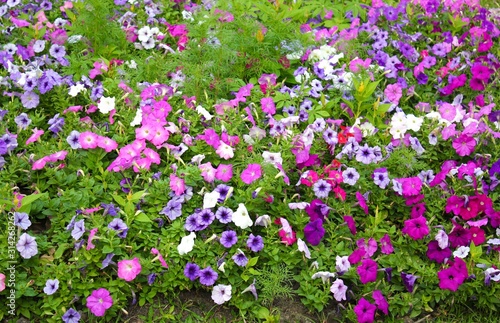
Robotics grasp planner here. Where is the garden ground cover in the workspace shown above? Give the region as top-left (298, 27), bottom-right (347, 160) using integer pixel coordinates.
top-left (1, 0), bottom-right (500, 322)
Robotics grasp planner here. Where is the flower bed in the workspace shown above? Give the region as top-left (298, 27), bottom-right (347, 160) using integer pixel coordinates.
top-left (0, 0), bottom-right (499, 322)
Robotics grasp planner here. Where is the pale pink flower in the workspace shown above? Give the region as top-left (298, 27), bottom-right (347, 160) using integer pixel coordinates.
top-left (169, 173), bottom-right (186, 195)
top-left (86, 228), bottom-right (98, 250)
top-left (0, 273), bottom-right (5, 292)
top-left (200, 162), bottom-right (216, 183)
top-left (97, 136), bottom-right (118, 152)
top-left (384, 83), bottom-right (402, 105)
top-left (216, 142), bottom-right (234, 160)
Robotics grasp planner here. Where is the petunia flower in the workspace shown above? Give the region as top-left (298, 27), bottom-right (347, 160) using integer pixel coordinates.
top-left (242, 279), bottom-right (258, 300)
top-left (43, 279), bottom-right (59, 295)
top-left (402, 216), bottom-right (429, 240)
top-left (247, 234), bottom-right (264, 252)
top-left (62, 308), bottom-right (81, 323)
top-left (357, 259), bottom-right (378, 284)
top-left (151, 248), bottom-right (168, 268)
top-left (401, 272), bottom-right (418, 293)
top-left (0, 273), bottom-right (5, 292)
top-left (330, 278), bottom-right (348, 301)
top-left (16, 233), bottom-right (38, 259)
top-left (86, 288), bottom-right (113, 317)
top-left (354, 297), bottom-right (376, 323)
top-left (232, 203), bottom-right (253, 229)
top-left (14, 212), bottom-right (31, 230)
top-left (372, 290), bottom-right (389, 315)
top-left (220, 230), bottom-right (238, 248)
top-left (304, 219), bottom-right (325, 246)
top-left (169, 173), bottom-right (186, 196)
top-left (452, 134), bottom-right (476, 156)
top-left (212, 284), bottom-right (232, 305)
top-left (117, 257), bottom-right (142, 281)
top-left (199, 266), bottom-right (218, 286)
top-left (241, 163), bottom-right (262, 184)
top-left (184, 262), bottom-right (200, 281)
top-left (379, 234), bottom-right (394, 254)
top-left (178, 232), bottom-right (196, 255)
top-left (297, 238), bottom-right (311, 259)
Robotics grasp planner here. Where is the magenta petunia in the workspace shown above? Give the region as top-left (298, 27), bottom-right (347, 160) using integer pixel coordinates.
top-left (169, 173), bottom-right (186, 196)
top-left (260, 97), bottom-right (276, 115)
top-left (438, 266), bottom-right (464, 292)
top-left (400, 177), bottom-right (422, 197)
top-left (215, 164), bottom-right (233, 182)
top-left (240, 163), bottom-right (262, 184)
top-left (343, 215), bottom-right (357, 235)
top-left (353, 297), bottom-right (376, 323)
top-left (452, 134), bottom-right (476, 156)
top-left (384, 83), bottom-right (402, 105)
top-left (402, 216), bottom-right (429, 240)
top-left (355, 191), bottom-right (369, 214)
top-left (379, 234), bottom-right (394, 254)
top-left (357, 258), bottom-right (378, 284)
top-left (372, 290), bottom-right (389, 315)
top-left (86, 288), bottom-right (113, 317)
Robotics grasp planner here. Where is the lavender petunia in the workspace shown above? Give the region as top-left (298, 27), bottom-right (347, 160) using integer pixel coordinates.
top-left (16, 233), bottom-right (38, 259)
top-left (14, 212), bottom-right (31, 230)
top-left (43, 279), bottom-right (59, 295)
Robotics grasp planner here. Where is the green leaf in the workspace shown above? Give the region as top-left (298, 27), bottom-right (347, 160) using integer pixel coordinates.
top-left (54, 244), bottom-right (69, 259)
top-left (254, 306), bottom-right (270, 319)
top-left (247, 256), bottom-right (259, 267)
top-left (102, 245), bottom-right (114, 254)
top-left (129, 190), bottom-right (147, 203)
top-left (112, 195), bottom-right (126, 208)
top-left (134, 212), bottom-right (151, 223)
top-left (470, 242), bottom-right (482, 259)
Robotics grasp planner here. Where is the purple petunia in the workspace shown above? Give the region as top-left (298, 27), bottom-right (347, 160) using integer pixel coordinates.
top-left (160, 197), bottom-right (183, 220)
top-left (199, 266), bottom-right (218, 286)
top-left (401, 272), bottom-right (418, 293)
top-left (232, 249), bottom-right (249, 267)
top-left (108, 218), bottom-right (128, 238)
top-left (71, 219), bottom-right (85, 240)
top-left (184, 262), bottom-right (200, 281)
top-left (215, 206), bottom-right (233, 224)
top-left (66, 130), bottom-right (81, 149)
top-left (372, 168), bottom-right (390, 189)
top-left (304, 219), bottom-right (325, 246)
top-left (312, 179), bottom-right (331, 199)
top-left (62, 308), bottom-right (81, 323)
top-left (101, 253), bottom-right (115, 269)
top-left (246, 234), bottom-right (264, 252)
top-left (220, 230), bottom-right (238, 248)
top-left (43, 279), bottom-right (59, 295)
top-left (14, 113), bottom-right (31, 129)
top-left (342, 167), bottom-right (360, 185)
top-left (14, 212), bottom-right (31, 230)
top-left (16, 233), bottom-right (38, 259)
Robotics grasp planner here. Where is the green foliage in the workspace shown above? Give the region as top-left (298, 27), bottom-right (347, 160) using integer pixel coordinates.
top-left (255, 264), bottom-right (295, 305)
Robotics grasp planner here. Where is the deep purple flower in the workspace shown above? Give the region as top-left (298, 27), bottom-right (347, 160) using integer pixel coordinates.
top-left (220, 230), bottom-right (238, 248)
top-left (184, 262), bottom-right (200, 281)
top-left (401, 272), bottom-right (418, 292)
top-left (214, 184), bottom-right (233, 203)
top-left (148, 273), bottom-right (157, 285)
top-left (185, 212), bottom-right (202, 231)
top-left (247, 234), bottom-right (264, 252)
top-left (305, 199), bottom-right (330, 222)
top-left (426, 240), bottom-right (451, 263)
top-left (304, 219), bottom-right (325, 246)
top-left (448, 224), bottom-right (471, 248)
top-left (199, 266), bottom-right (218, 286)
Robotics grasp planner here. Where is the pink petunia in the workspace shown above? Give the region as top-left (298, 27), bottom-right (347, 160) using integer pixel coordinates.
top-left (384, 83), bottom-right (402, 105)
top-left (215, 164), bottom-right (233, 182)
top-left (169, 173), bottom-right (186, 196)
top-left (438, 102), bottom-right (456, 121)
top-left (355, 192), bottom-right (369, 214)
top-left (0, 273), bottom-right (5, 292)
top-left (32, 157), bottom-right (50, 170)
top-left (400, 177), bottom-right (422, 197)
top-left (241, 164), bottom-right (262, 185)
top-left (372, 290), bottom-right (389, 315)
top-left (97, 136), bottom-right (118, 153)
top-left (117, 257), bottom-right (142, 281)
top-left (260, 97), bottom-right (276, 115)
top-left (79, 131), bottom-right (99, 149)
top-left (151, 248), bottom-right (168, 268)
top-left (452, 134), bottom-right (476, 156)
top-left (86, 288), bottom-right (113, 317)
top-left (200, 162), bottom-right (216, 183)
top-left (26, 129), bottom-right (44, 145)
top-left (86, 228), bottom-right (98, 250)
top-left (343, 215), bottom-right (357, 235)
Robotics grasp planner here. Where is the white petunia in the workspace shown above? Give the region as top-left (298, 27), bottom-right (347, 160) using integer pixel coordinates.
top-left (297, 238), bottom-right (311, 259)
top-left (203, 190), bottom-right (220, 209)
top-left (196, 105), bottom-right (213, 120)
top-left (211, 284), bottom-right (232, 305)
top-left (97, 96), bottom-right (116, 114)
top-left (177, 232), bottom-right (196, 255)
top-left (453, 246), bottom-right (470, 259)
top-left (232, 203), bottom-right (253, 229)
top-left (312, 271), bottom-right (336, 284)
